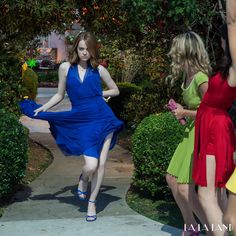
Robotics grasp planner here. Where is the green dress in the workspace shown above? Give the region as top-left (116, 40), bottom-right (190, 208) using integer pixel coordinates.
top-left (167, 71), bottom-right (208, 183)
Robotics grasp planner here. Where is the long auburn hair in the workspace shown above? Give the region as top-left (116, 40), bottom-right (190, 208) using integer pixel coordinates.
top-left (69, 32), bottom-right (99, 69)
top-left (214, 24), bottom-right (232, 79)
top-left (168, 31), bottom-right (212, 79)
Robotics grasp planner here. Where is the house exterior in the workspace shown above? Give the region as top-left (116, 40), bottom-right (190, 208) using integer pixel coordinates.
top-left (37, 23), bottom-right (83, 67)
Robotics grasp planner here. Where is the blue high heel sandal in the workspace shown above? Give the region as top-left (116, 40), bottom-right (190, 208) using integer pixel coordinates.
top-left (86, 200), bottom-right (97, 222)
top-left (77, 174), bottom-right (88, 201)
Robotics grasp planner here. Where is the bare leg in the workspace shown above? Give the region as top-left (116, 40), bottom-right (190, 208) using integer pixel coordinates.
top-left (198, 155), bottom-right (227, 236)
top-left (78, 155), bottom-right (98, 198)
top-left (177, 184), bottom-right (198, 226)
top-left (218, 188), bottom-right (228, 214)
top-left (223, 192), bottom-right (236, 235)
top-left (166, 174), bottom-right (197, 235)
top-left (166, 174), bottom-right (178, 200)
top-left (179, 184), bottom-right (208, 218)
top-left (87, 133), bottom-right (113, 218)
top-left (82, 156), bottom-right (98, 180)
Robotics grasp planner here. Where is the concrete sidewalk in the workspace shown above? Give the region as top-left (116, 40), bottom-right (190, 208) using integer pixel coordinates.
top-left (0, 89), bottom-right (182, 236)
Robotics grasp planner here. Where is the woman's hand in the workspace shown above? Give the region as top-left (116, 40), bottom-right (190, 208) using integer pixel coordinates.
top-left (34, 106), bottom-right (45, 116)
top-left (171, 103), bottom-right (185, 120)
top-left (227, 0), bottom-right (236, 87)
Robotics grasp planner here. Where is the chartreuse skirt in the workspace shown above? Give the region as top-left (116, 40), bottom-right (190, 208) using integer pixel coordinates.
top-left (167, 120), bottom-right (194, 184)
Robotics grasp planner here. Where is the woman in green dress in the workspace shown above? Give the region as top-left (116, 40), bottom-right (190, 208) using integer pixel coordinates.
top-left (166, 31), bottom-right (211, 235)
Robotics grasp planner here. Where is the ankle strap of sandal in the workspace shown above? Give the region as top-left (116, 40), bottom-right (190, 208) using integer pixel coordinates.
top-left (88, 200), bottom-right (96, 203)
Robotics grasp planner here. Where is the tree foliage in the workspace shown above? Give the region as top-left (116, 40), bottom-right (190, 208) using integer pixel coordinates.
top-left (0, 0), bottom-right (76, 112)
top-left (77, 0), bottom-right (225, 63)
top-left (0, 1), bottom-right (75, 50)
top-left (0, 0), bottom-right (227, 113)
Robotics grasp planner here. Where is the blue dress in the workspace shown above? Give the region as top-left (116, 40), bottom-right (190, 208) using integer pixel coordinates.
top-left (19, 64), bottom-right (123, 158)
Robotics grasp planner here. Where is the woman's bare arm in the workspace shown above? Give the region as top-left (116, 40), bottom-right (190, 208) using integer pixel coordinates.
top-left (98, 65), bottom-right (120, 98)
top-left (34, 62), bottom-right (70, 116)
top-left (227, 0), bottom-right (236, 87)
top-left (173, 82), bottom-right (208, 119)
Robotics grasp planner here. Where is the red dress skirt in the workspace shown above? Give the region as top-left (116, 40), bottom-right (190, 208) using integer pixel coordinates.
top-left (193, 73), bottom-right (236, 187)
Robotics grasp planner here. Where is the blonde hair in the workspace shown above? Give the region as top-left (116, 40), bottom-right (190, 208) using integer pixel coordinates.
top-left (69, 32), bottom-right (99, 69)
top-left (168, 31), bottom-right (211, 79)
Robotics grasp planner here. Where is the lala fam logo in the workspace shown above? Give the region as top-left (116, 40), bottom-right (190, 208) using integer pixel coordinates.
top-left (184, 224), bottom-right (233, 233)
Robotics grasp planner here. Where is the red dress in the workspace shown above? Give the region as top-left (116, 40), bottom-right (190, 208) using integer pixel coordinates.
top-left (193, 73), bottom-right (236, 187)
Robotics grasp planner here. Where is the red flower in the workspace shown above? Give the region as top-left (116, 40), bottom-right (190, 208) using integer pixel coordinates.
top-left (82, 7), bottom-right (88, 15)
top-left (93, 3), bottom-right (100, 10)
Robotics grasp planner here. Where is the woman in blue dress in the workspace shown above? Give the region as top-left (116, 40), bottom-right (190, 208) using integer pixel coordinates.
top-left (20, 32), bottom-right (123, 222)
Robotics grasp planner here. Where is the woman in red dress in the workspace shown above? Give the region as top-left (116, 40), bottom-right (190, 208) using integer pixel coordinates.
top-left (193, 1), bottom-right (236, 235)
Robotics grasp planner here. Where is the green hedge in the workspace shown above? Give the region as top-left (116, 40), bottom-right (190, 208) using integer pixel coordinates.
top-left (0, 53), bottom-right (22, 114)
top-left (0, 110), bottom-right (28, 199)
top-left (131, 112), bottom-right (185, 198)
top-left (123, 78), bottom-right (183, 128)
top-left (37, 70), bottom-right (58, 83)
top-left (22, 68), bottom-right (38, 100)
top-left (107, 82), bottom-right (141, 122)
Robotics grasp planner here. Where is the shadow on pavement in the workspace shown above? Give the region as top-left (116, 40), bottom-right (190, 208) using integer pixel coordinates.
top-left (161, 224), bottom-right (182, 236)
top-left (28, 184), bottom-right (121, 214)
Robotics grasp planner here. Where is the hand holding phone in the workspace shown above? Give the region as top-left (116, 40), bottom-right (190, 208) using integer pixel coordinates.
top-left (166, 99), bottom-right (186, 125)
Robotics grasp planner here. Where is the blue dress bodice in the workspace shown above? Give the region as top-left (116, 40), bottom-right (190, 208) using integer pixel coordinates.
top-left (66, 65), bottom-right (102, 106)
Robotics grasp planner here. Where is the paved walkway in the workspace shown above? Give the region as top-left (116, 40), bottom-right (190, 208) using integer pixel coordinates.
top-left (0, 89), bottom-right (182, 236)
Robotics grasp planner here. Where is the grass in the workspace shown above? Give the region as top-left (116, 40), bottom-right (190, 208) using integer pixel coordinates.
top-left (22, 139), bottom-right (53, 184)
top-left (126, 190), bottom-right (184, 229)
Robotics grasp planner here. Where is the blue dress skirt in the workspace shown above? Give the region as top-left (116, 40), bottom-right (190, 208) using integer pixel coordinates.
top-left (19, 64), bottom-right (123, 158)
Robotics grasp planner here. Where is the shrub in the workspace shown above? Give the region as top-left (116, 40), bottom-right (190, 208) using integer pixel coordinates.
top-left (37, 70), bottom-right (58, 83)
top-left (121, 49), bottom-right (143, 83)
top-left (40, 59), bottom-right (55, 69)
top-left (22, 68), bottom-right (38, 100)
top-left (107, 82), bottom-right (141, 122)
top-left (0, 109), bottom-right (28, 199)
top-left (144, 46), bottom-right (168, 81)
top-left (99, 39), bottom-right (123, 82)
top-left (123, 78), bottom-right (183, 128)
top-left (0, 53), bottom-right (22, 114)
top-left (131, 112), bottom-right (185, 198)
top-left (123, 86), bottom-right (161, 129)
